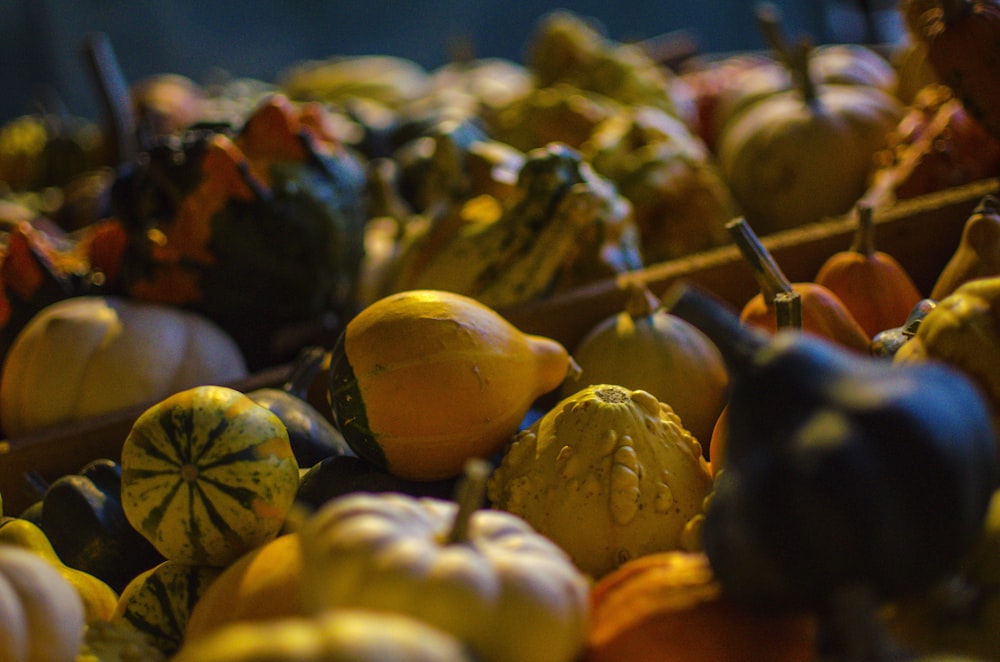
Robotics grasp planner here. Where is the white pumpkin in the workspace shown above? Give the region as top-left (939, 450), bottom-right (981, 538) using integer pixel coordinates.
top-left (298, 465), bottom-right (590, 662)
top-left (0, 296), bottom-right (247, 436)
top-left (0, 545), bottom-right (86, 662)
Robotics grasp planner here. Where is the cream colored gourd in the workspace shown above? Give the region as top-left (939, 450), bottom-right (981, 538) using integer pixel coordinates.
top-left (174, 610), bottom-right (477, 662)
top-left (0, 296), bottom-right (247, 436)
top-left (561, 283), bottom-right (728, 445)
top-left (487, 384), bottom-right (714, 579)
top-left (0, 545), bottom-right (86, 662)
top-left (716, 42), bottom-right (901, 235)
top-left (298, 462), bottom-right (590, 662)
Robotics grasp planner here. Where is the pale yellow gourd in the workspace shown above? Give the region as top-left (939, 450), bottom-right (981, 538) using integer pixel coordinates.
top-left (488, 384), bottom-right (714, 579)
top-left (0, 545), bottom-right (85, 662)
top-left (560, 283), bottom-right (728, 445)
top-left (0, 296), bottom-right (247, 436)
top-left (298, 462), bottom-right (590, 662)
top-left (174, 610), bottom-right (477, 662)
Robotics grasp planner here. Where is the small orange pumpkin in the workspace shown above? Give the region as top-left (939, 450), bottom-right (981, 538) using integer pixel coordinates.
top-left (728, 218), bottom-right (870, 353)
top-left (584, 550), bottom-right (819, 662)
top-left (814, 205), bottom-right (923, 338)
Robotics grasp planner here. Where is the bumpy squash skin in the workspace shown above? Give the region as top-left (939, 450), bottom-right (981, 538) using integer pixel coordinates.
top-left (488, 384), bottom-right (714, 579)
top-left (329, 290), bottom-right (571, 481)
top-left (120, 386), bottom-right (299, 567)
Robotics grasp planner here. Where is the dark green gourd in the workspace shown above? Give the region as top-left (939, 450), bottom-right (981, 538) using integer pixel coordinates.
top-left (663, 281), bottom-right (999, 613)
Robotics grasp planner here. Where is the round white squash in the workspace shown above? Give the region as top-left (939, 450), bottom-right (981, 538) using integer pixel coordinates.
top-left (0, 296), bottom-right (248, 436)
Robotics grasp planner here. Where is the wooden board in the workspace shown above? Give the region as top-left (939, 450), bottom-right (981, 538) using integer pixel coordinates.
top-left (1, 177), bottom-right (997, 514)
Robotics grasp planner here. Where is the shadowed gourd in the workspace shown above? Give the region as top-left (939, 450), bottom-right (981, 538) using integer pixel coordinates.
top-left (662, 281), bottom-right (998, 653)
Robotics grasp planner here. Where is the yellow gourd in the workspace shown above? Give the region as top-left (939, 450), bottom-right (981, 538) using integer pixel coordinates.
top-left (0, 296), bottom-right (247, 436)
top-left (120, 385), bottom-right (299, 567)
top-left (184, 533), bottom-right (303, 643)
top-left (488, 384), bottom-right (714, 579)
top-left (560, 283), bottom-right (728, 445)
top-left (0, 545), bottom-right (85, 662)
top-left (175, 610), bottom-right (476, 662)
top-left (0, 517), bottom-right (118, 624)
top-left (299, 461), bottom-right (590, 662)
top-left (328, 289), bottom-right (573, 481)
top-left (114, 560), bottom-right (221, 657)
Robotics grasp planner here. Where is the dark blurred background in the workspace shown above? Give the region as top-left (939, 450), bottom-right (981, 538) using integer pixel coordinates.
top-left (0, 0), bottom-right (903, 123)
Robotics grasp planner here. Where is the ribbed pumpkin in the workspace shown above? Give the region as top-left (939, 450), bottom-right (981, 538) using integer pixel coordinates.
top-left (120, 385), bottom-right (300, 567)
top-left (328, 289), bottom-right (572, 481)
top-left (814, 205), bottom-right (923, 338)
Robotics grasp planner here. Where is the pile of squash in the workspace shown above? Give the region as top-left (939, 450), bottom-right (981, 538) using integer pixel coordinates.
top-left (3, 1), bottom-right (1000, 660)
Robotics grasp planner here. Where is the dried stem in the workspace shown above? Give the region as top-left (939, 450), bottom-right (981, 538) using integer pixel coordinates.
top-left (726, 217), bottom-right (794, 304)
top-left (850, 205), bottom-right (877, 257)
top-left (446, 458), bottom-right (491, 545)
top-left (775, 291), bottom-right (803, 330)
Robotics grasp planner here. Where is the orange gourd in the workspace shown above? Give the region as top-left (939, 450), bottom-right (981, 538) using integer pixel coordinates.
top-left (916, 0), bottom-right (1000, 140)
top-left (184, 533), bottom-right (302, 644)
top-left (728, 218), bottom-right (871, 353)
top-left (584, 550), bottom-right (819, 662)
top-left (328, 289), bottom-right (573, 481)
top-left (814, 205), bottom-right (923, 338)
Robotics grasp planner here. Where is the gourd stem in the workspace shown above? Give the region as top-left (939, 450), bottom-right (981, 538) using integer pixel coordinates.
top-left (754, 3), bottom-right (817, 105)
top-left (850, 205), bottom-right (876, 257)
top-left (774, 291), bottom-right (802, 330)
top-left (755, 3), bottom-right (793, 64)
top-left (446, 458), bottom-right (491, 545)
top-left (726, 217), bottom-right (794, 303)
top-left (623, 280), bottom-right (660, 320)
top-left (81, 32), bottom-right (138, 164)
top-left (282, 346), bottom-right (327, 400)
top-left (661, 281), bottom-right (767, 372)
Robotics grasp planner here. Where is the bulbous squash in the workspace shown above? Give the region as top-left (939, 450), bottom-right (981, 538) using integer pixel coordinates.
top-left (120, 385), bottom-right (300, 566)
top-left (560, 283), bottom-right (728, 445)
top-left (930, 195), bottom-right (1000, 301)
top-left (175, 610), bottom-right (477, 662)
top-left (716, 42), bottom-right (901, 235)
top-left (487, 384), bottom-right (714, 578)
top-left (0, 545), bottom-right (85, 662)
top-left (328, 289), bottom-right (572, 481)
top-left (0, 295), bottom-right (248, 437)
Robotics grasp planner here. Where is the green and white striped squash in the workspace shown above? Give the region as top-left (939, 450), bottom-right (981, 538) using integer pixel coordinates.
top-left (120, 385), bottom-right (299, 567)
top-left (114, 559), bottom-right (222, 656)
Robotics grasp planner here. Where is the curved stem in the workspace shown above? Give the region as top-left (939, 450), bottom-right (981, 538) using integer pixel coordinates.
top-left (281, 346), bottom-right (328, 399)
top-left (446, 458), bottom-right (491, 545)
top-left (850, 205), bottom-right (876, 258)
top-left (624, 281), bottom-right (661, 320)
top-left (726, 217), bottom-right (794, 303)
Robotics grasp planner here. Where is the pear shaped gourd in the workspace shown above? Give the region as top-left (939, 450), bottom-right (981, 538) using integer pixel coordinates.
top-left (929, 194), bottom-right (1000, 301)
top-left (663, 282), bottom-right (998, 618)
top-left (328, 289), bottom-right (573, 481)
